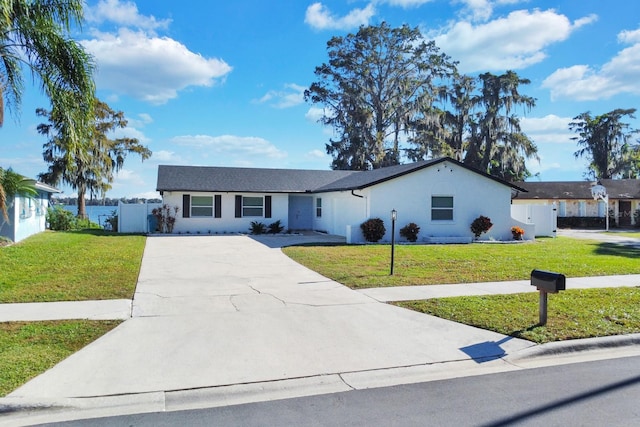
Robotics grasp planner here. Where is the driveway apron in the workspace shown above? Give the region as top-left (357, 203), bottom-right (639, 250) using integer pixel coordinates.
top-left (9, 235), bottom-right (533, 399)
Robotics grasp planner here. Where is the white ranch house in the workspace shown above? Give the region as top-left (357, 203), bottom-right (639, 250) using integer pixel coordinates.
top-left (155, 157), bottom-right (532, 243)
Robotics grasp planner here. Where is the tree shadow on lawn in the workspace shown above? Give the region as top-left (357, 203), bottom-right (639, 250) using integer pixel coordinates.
top-left (593, 242), bottom-right (640, 259)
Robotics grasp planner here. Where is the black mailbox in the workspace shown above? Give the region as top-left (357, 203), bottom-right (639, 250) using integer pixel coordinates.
top-left (531, 269), bottom-right (566, 293)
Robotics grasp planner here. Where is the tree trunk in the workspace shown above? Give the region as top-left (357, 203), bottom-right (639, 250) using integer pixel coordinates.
top-left (77, 190), bottom-right (87, 218)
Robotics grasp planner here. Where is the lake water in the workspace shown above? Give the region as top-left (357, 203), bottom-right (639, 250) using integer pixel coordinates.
top-left (62, 205), bottom-right (117, 226)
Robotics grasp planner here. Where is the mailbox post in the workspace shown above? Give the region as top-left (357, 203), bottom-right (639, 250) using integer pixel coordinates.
top-left (531, 269), bottom-right (566, 325)
top-left (390, 209), bottom-right (397, 275)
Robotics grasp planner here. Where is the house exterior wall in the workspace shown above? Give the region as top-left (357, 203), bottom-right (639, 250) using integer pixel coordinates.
top-left (313, 190), bottom-right (368, 238)
top-left (0, 191), bottom-right (51, 242)
top-left (316, 162), bottom-right (518, 243)
top-left (161, 191), bottom-right (289, 234)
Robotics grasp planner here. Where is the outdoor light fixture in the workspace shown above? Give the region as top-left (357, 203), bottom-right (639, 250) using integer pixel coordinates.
top-left (390, 209), bottom-right (397, 275)
top-left (591, 182), bottom-right (609, 231)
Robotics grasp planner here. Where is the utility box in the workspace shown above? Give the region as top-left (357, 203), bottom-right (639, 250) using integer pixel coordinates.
top-left (531, 269), bottom-right (566, 294)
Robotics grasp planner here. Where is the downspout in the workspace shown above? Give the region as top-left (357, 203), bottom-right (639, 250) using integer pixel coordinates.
top-left (351, 189), bottom-right (369, 221)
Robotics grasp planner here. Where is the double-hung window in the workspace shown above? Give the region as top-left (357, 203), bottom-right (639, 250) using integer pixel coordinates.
top-left (191, 196), bottom-right (213, 217)
top-left (242, 196), bottom-right (264, 217)
top-left (431, 196), bottom-right (453, 221)
top-left (316, 198), bottom-right (322, 217)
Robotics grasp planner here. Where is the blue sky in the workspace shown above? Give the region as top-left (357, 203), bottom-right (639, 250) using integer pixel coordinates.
top-left (2, 0), bottom-right (640, 199)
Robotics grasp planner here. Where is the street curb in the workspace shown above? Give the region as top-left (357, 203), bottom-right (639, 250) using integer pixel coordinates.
top-left (506, 333), bottom-right (640, 361)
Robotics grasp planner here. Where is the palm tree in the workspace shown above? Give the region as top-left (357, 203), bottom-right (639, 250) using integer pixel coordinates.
top-left (0, 167), bottom-right (37, 223)
top-left (38, 99), bottom-right (152, 218)
top-left (1, 0), bottom-right (95, 221)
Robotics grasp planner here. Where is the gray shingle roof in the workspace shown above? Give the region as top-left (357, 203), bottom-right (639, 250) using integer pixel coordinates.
top-left (156, 165), bottom-right (357, 193)
top-left (157, 157), bottom-right (527, 194)
top-left (514, 179), bottom-right (640, 200)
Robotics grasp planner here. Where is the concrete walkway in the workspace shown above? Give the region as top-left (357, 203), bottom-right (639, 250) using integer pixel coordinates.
top-left (2, 231), bottom-right (640, 424)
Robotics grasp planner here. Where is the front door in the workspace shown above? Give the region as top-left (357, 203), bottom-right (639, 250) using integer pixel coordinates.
top-left (288, 195), bottom-right (313, 230)
top-left (619, 201), bottom-right (632, 227)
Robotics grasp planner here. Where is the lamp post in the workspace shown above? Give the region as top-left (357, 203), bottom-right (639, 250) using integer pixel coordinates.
top-left (390, 209), bottom-right (397, 275)
top-left (591, 182), bottom-right (609, 232)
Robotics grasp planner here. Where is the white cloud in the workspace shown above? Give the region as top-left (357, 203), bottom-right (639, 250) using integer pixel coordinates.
top-left (452, 0), bottom-right (527, 22)
top-left (112, 168), bottom-right (139, 182)
top-left (127, 113), bottom-right (153, 128)
top-left (384, 0), bottom-right (434, 8)
top-left (306, 149), bottom-right (327, 159)
top-left (171, 135), bottom-right (287, 159)
top-left (85, 0), bottom-right (171, 32)
top-left (520, 115), bottom-right (574, 144)
top-left (82, 29), bottom-right (232, 104)
top-left (305, 107), bottom-right (325, 123)
top-left (305, 2), bottom-right (375, 30)
top-left (542, 26), bottom-right (640, 101)
top-left (151, 150), bottom-right (177, 162)
top-left (255, 83), bottom-right (306, 108)
top-left (112, 125), bottom-right (150, 143)
top-left (433, 10), bottom-right (595, 73)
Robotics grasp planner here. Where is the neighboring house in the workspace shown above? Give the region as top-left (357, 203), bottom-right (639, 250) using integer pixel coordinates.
top-left (0, 181), bottom-right (60, 242)
top-left (156, 157), bottom-right (530, 243)
top-left (513, 179), bottom-right (640, 227)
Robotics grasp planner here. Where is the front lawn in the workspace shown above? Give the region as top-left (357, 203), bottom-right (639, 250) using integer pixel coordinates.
top-left (0, 320), bottom-right (121, 396)
top-left (0, 230), bottom-right (146, 303)
top-left (282, 237), bottom-right (640, 289)
top-left (395, 287), bottom-right (640, 344)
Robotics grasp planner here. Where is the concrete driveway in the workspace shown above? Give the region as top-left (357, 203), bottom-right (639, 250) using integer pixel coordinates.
top-left (8, 235), bottom-right (534, 403)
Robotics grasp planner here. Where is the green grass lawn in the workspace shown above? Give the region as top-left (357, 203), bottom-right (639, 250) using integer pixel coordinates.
top-left (395, 287), bottom-right (640, 344)
top-left (0, 320), bottom-right (121, 396)
top-left (282, 237), bottom-right (640, 289)
top-left (0, 230), bottom-right (142, 396)
top-left (0, 230), bottom-right (146, 303)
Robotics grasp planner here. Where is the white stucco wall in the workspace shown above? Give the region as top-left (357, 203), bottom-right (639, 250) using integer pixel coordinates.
top-left (0, 192), bottom-right (50, 242)
top-left (161, 191), bottom-right (289, 234)
top-left (317, 162), bottom-right (518, 243)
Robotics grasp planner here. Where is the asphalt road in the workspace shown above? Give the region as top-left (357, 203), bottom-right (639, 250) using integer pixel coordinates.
top-left (39, 355), bottom-right (640, 427)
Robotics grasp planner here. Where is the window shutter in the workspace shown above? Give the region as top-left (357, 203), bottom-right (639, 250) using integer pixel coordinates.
top-left (183, 194), bottom-right (190, 218)
top-left (214, 195), bottom-right (222, 218)
top-left (235, 195), bottom-right (242, 218)
top-left (265, 195), bottom-right (272, 218)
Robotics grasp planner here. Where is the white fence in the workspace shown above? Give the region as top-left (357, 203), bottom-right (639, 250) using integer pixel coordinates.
top-left (510, 203), bottom-right (557, 237)
top-left (118, 202), bottom-right (162, 233)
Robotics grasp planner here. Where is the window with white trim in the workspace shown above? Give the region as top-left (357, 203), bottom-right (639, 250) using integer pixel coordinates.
top-left (243, 196), bottom-right (263, 217)
top-left (316, 198), bottom-right (322, 217)
top-left (191, 196), bottom-right (213, 217)
top-left (431, 196), bottom-right (453, 221)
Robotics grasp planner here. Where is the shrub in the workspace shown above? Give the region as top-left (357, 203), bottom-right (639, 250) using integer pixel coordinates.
top-left (267, 220), bottom-right (284, 234)
top-left (360, 218), bottom-right (386, 242)
top-left (399, 222), bottom-right (420, 242)
top-left (470, 215), bottom-right (493, 239)
top-left (105, 210), bottom-right (118, 231)
top-left (47, 205), bottom-right (76, 231)
top-left (249, 221), bottom-right (267, 235)
top-left (151, 204), bottom-right (179, 233)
